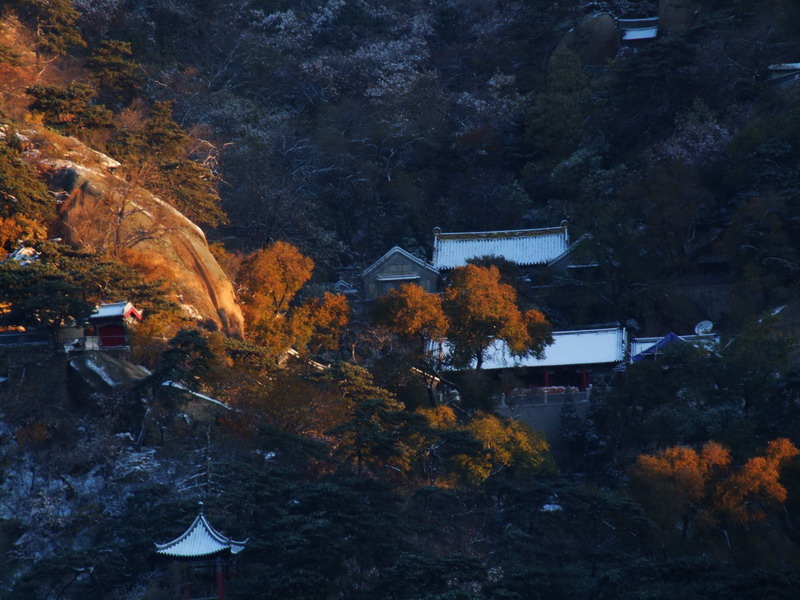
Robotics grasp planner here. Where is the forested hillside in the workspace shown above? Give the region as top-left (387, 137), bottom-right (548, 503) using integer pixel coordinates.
top-left (2, 0), bottom-right (800, 598)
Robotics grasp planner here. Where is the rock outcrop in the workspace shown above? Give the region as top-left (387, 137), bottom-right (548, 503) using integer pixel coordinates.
top-left (552, 12), bottom-right (620, 67)
top-left (24, 133), bottom-right (245, 338)
top-left (659, 0), bottom-right (705, 35)
top-left (68, 351), bottom-right (150, 396)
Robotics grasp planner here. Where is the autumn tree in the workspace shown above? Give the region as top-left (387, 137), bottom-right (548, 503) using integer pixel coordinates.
top-left (238, 240), bottom-right (313, 352)
top-left (631, 439), bottom-right (799, 548)
top-left (0, 214), bottom-right (46, 256)
top-left (443, 264), bottom-right (552, 369)
top-left (374, 283), bottom-right (449, 344)
top-left (289, 291), bottom-right (349, 355)
top-left (454, 412), bottom-right (554, 485)
top-left (237, 241), bottom-right (348, 357)
top-left (414, 407), bottom-right (554, 487)
top-left (238, 240), bottom-right (313, 320)
top-left (630, 442), bottom-right (731, 541)
top-left (715, 438), bottom-right (799, 524)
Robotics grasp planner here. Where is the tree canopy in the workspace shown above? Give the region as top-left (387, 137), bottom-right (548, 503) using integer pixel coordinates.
top-left (237, 240), bottom-right (348, 356)
top-left (444, 264), bottom-right (552, 369)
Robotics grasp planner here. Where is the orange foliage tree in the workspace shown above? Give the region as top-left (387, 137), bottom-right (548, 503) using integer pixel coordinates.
top-left (715, 438), bottom-right (799, 523)
top-left (237, 241), bottom-right (348, 356)
top-left (290, 291), bottom-right (350, 355)
top-left (631, 438), bottom-right (799, 544)
top-left (443, 264), bottom-right (552, 369)
top-left (630, 441), bottom-right (731, 538)
top-left (414, 406), bottom-right (554, 487)
top-left (374, 282), bottom-right (449, 343)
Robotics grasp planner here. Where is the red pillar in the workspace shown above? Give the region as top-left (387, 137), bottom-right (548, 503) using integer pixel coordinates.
top-left (544, 371), bottom-right (550, 387)
top-left (216, 558), bottom-right (224, 600)
top-left (582, 367), bottom-right (588, 390)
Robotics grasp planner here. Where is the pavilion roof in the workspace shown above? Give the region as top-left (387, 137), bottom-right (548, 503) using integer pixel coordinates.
top-left (155, 509), bottom-right (247, 558)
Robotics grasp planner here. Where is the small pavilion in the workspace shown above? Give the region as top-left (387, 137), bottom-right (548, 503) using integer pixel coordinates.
top-left (155, 505), bottom-right (248, 600)
top-left (89, 301), bottom-right (143, 348)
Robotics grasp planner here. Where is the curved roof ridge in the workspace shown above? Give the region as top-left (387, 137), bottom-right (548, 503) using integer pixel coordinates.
top-left (362, 246), bottom-right (438, 277)
top-left (434, 225), bottom-right (566, 240)
top-left (155, 510), bottom-right (248, 558)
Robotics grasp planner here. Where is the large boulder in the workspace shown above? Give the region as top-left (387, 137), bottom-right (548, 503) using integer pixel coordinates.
top-left (68, 351), bottom-right (150, 396)
top-left (24, 133), bottom-right (245, 338)
top-left (659, 0), bottom-right (705, 35)
top-left (553, 12), bottom-right (620, 67)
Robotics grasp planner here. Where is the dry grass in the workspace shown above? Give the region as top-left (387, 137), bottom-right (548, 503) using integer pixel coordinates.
top-left (22, 122), bottom-right (117, 170)
top-left (0, 16), bottom-right (39, 119)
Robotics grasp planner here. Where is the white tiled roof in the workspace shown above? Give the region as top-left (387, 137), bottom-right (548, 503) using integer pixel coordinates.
top-left (442, 328), bottom-right (627, 371)
top-left (91, 301), bottom-right (142, 320)
top-left (155, 511), bottom-right (247, 558)
top-left (432, 226), bottom-right (569, 270)
top-left (622, 26), bottom-right (658, 40)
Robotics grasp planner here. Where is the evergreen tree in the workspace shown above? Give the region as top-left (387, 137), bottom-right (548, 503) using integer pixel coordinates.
top-left (0, 141), bottom-right (53, 222)
top-left (13, 0), bottom-right (85, 57)
top-left (109, 101), bottom-right (227, 228)
top-left (88, 40), bottom-right (142, 108)
top-left (27, 83), bottom-right (113, 136)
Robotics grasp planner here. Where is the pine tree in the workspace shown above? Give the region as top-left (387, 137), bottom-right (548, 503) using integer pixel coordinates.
top-left (14, 0), bottom-right (86, 57)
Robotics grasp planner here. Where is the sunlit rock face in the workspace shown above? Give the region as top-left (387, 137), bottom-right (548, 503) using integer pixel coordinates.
top-left (26, 133), bottom-right (245, 338)
top-left (659, 0), bottom-right (705, 35)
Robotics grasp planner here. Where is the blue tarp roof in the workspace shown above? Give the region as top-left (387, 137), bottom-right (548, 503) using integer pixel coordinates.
top-left (630, 332), bottom-right (684, 363)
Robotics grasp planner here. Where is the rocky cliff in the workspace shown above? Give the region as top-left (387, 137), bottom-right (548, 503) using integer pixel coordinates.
top-left (553, 12), bottom-right (620, 67)
top-left (25, 131), bottom-right (245, 337)
top-left (659, 0), bottom-right (706, 35)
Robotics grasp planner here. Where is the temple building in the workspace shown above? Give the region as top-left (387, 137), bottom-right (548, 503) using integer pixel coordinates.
top-left (155, 505), bottom-right (247, 600)
top-left (88, 301), bottom-right (143, 349)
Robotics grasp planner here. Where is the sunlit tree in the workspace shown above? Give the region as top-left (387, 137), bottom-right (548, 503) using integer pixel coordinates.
top-left (444, 264), bottom-right (551, 369)
top-left (374, 282), bottom-right (449, 344)
top-left (715, 438), bottom-right (799, 523)
top-left (238, 241), bottom-right (347, 357)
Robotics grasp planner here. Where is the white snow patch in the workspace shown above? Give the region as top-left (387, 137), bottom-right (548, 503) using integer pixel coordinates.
top-left (162, 381), bottom-right (232, 411)
top-left (181, 303), bottom-right (204, 321)
top-left (85, 356), bottom-right (118, 387)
